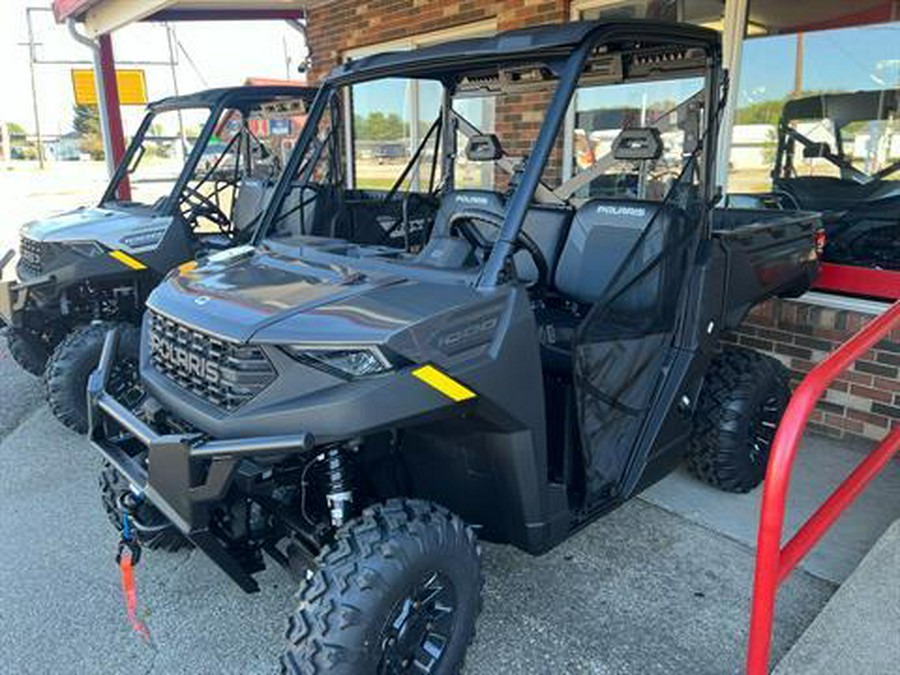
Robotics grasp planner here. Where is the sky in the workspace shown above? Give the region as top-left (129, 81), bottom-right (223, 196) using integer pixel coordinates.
top-left (0, 2), bottom-right (897, 135)
top-left (739, 23), bottom-right (900, 107)
top-left (0, 0), bottom-right (309, 137)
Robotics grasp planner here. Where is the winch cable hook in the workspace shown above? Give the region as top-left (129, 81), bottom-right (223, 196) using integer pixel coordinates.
top-left (116, 509), bottom-right (152, 644)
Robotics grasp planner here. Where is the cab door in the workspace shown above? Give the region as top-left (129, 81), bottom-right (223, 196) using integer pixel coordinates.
top-left (572, 207), bottom-right (698, 505)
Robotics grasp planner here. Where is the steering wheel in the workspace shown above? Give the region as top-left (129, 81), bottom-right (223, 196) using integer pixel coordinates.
top-left (180, 184), bottom-right (232, 233)
top-left (448, 209), bottom-right (549, 288)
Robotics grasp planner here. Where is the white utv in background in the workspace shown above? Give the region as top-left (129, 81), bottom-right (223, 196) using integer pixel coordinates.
top-left (0, 85), bottom-right (317, 432)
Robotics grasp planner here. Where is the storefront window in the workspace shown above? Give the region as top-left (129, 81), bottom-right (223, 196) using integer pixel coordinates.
top-left (576, 0), bottom-right (724, 26)
top-left (730, 22), bottom-right (900, 193)
top-left (730, 16), bottom-right (899, 278)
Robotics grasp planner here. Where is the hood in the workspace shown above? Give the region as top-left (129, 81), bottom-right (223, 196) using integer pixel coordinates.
top-left (147, 245), bottom-right (417, 343)
top-left (20, 206), bottom-right (171, 249)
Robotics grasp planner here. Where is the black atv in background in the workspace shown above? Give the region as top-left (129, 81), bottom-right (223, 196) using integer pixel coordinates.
top-left (88, 21), bottom-right (821, 673)
top-left (770, 89), bottom-right (899, 270)
top-left (0, 85), bottom-right (317, 432)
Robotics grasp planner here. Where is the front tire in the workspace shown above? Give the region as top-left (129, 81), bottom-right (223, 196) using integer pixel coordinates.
top-left (99, 463), bottom-right (192, 552)
top-left (45, 321), bottom-right (140, 433)
top-left (687, 347), bottom-right (791, 493)
top-left (5, 327), bottom-right (51, 376)
top-left (282, 499), bottom-right (483, 675)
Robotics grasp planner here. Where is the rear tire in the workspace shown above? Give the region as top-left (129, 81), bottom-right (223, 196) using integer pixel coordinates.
top-left (282, 499), bottom-right (483, 675)
top-left (99, 463), bottom-right (192, 552)
top-left (45, 322), bottom-right (140, 433)
top-left (688, 347), bottom-right (790, 493)
top-left (5, 327), bottom-right (50, 376)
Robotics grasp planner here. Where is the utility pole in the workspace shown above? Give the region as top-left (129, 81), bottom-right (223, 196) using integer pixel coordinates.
top-left (793, 32), bottom-right (804, 97)
top-left (283, 35), bottom-right (293, 79)
top-left (24, 8), bottom-right (45, 169)
top-left (165, 23), bottom-right (188, 160)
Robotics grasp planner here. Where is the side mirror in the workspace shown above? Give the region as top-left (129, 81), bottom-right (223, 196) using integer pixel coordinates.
top-left (802, 142), bottom-right (831, 159)
top-left (612, 128), bottom-right (663, 161)
top-left (465, 134), bottom-right (504, 162)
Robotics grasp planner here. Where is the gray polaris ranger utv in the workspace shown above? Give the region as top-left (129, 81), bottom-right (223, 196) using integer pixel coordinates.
top-left (88, 21), bottom-right (821, 674)
top-left (0, 85), bottom-right (317, 431)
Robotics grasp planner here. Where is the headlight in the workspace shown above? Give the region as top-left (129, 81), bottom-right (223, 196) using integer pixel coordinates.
top-left (281, 345), bottom-right (394, 378)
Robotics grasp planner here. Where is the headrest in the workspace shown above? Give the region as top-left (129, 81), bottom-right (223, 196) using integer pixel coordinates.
top-left (574, 199), bottom-right (664, 230)
top-left (441, 189), bottom-right (505, 213)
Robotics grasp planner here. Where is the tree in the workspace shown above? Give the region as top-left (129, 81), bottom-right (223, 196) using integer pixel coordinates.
top-left (735, 100), bottom-right (786, 126)
top-left (72, 104), bottom-right (104, 160)
top-left (354, 112), bottom-right (407, 141)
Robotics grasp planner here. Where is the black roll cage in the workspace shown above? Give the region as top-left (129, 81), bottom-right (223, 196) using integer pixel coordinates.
top-left (254, 20), bottom-right (722, 288)
top-left (101, 86), bottom-right (318, 216)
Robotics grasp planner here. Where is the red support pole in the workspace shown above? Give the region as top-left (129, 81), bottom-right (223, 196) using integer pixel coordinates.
top-left (97, 33), bottom-right (130, 201)
top-left (778, 427), bottom-right (900, 582)
top-left (746, 301), bottom-right (900, 675)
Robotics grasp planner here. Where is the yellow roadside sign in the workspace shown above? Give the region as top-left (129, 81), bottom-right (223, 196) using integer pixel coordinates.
top-left (72, 69), bottom-right (148, 106)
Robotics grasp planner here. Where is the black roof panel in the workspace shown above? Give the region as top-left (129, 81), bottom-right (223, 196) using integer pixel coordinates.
top-left (148, 85), bottom-right (318, 113)
top-left (781, 90), bottom-right (899, 126)
top-left (328, 20), bottom-right (719, 84)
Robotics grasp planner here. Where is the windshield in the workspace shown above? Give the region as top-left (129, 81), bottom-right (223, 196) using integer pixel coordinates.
top-left (105, 95), bottom-right (309, 238)
top-left (258, 38), bottom-right (714, 287)
top-left (263, 75), bottom-right (706, 238)
top-left (779, 110), bottom-right (900, 183)
top-left (571, 78), bottom-right (705, 200)
top-left (106, 107), bottom-right (212, 207)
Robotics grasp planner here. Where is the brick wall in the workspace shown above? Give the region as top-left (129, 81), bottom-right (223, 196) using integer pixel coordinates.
top-left (724, 299), bottom-right (900, 442)
top-left (305, 2), bottom-right (900, 444)
top-left (307, 1), bottom-right (569, 83)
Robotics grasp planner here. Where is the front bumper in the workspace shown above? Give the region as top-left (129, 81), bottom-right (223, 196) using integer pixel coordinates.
top-left (0, 250), bottom-right (16, 325)
top-left (0, 249), bottom-right (55, 326)
top-left (87, 328), bottom-right (314, 591)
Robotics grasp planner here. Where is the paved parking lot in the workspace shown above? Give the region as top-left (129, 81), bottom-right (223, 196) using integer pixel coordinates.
top-left (0, 340), bottom-right (835, 675)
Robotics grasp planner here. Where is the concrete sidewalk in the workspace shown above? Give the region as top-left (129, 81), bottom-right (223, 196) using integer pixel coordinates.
top-left (774, 520), bottom-right (900, 675)
top-left (642, 439), bottom-right (900, 584)
top-left (0, 340), bottom-right (839, 674)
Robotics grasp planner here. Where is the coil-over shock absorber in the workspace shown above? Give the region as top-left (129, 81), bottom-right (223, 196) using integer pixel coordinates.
top-left (325, 441), bottom-right (358, 528)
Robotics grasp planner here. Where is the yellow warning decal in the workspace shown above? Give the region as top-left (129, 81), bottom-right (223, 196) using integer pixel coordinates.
top-left (178, 260), bottom-right (198, 274)
top-left (109, 250), bottom-right (147, 270)
top-left (412, 365), bottom-right (477, 402)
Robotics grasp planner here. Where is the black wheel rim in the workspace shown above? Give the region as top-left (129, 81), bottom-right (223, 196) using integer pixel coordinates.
top-left (750, 392), bottom-right (783, 465)
top-left (377, 571), bottom-right (457, 674)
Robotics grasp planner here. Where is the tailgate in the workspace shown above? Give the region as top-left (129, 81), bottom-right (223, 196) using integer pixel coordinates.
top-left (713, 208), bottom-right (822, 327)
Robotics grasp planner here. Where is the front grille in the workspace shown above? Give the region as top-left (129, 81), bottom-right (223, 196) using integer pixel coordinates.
top-left (18, 237), bottom-right (44, 277)
top-left (147, 310), bottom-right (276, 412)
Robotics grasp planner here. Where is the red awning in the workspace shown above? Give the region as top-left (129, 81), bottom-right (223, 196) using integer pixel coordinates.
top-left (52, 0), bottom-right (103, 22)
top-left (53, 0), bottom-right (309, 29)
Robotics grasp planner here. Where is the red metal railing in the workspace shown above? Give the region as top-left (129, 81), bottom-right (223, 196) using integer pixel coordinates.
top-left (814, 262), bottom-right (900, 302)
top-left (746, 300), bottom-right (900, 674)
